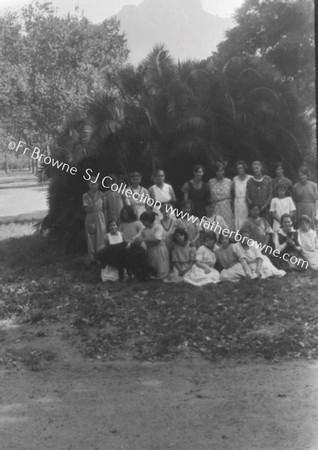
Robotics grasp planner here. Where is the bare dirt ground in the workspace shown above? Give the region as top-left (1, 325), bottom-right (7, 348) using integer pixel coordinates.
top-left (1, 320), bottom-right (318, 450)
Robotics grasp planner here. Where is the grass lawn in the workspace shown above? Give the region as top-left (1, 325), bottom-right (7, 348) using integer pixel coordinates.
top-left (1, 228), bottom-right (317, 362)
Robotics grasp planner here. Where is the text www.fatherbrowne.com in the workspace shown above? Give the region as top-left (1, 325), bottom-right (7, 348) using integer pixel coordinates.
top-left (165, 204), bottom-right (308, 270)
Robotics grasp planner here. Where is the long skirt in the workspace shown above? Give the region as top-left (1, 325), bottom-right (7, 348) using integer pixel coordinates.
top-left (220, 257), bottom-right (285, 282)
top-left (147, 242), bottom-right (170, 279)
top-left (184, 265), bottom-right (220, 286)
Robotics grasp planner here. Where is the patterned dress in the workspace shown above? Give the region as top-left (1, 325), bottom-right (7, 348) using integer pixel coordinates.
top-left (293, 181), bottom-right (317, 228)
top-left (246, 176), bottom-right (273, 221)
top-left (82, 191), bottom-right (106, 262)
top-left (233, 175), bottom-right (252, 230)
top-left (181, 180), bottom-right (210, 218)
top-left (208, 178), bottom-right (234, 231)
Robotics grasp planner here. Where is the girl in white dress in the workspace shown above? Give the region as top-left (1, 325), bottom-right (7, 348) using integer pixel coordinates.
top-left (298, 215), bottom-right (318, 270)
top-left (184, 232), bottom-right (220, 286)
top-left (100, 220), bottom-right (125, 282)
top-left (148, 169), bottom-right (176, 221)
top-left (232, 160), bottom-right (252, 230)
top-left (124, 172), bottom-right (150, 219)
top-left (270, 184), bottom-right (296, 233)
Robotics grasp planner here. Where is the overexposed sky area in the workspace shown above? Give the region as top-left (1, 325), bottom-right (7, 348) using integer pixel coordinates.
top-left (0, 0), bottom-right (244, 21)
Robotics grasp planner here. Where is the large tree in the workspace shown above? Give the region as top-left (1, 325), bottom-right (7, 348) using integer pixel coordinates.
top-left (0, 1), bottom-right (128, 145)
top-left (214, 0), bottom-right (315, 116)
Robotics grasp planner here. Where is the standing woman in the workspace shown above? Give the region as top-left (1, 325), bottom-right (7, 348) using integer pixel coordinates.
top-left (272, 162), bottom-right (293, 197)
top-left (182, 164), bottom-right (210, 218)
top-left (208, 162), bottom-right (234, 231)
top-left (148, 169), bottom-right (176, 221)
top-left (246, 161), bottom-right (273, 221)
top-left (104, 174), bottom-right (124, 224)
top-left (293, 167), bottom-right (318, 228)
top-left (82, 177), bottom-right (107, 262)
top-left (232, 160), bottom-right (252, 230)
top-left (124, 171), bottom-right (150, 219)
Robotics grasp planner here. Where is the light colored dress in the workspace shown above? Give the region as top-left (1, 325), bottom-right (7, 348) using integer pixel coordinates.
top-left (216, 244), bottom-right (245, 282)
top-left (104, 190), bottom-right (124, 224)
top-left (221, 243), bottom-right (285, 281)
top-left (140, 224), bottom-right (170, 279)
top-left (293, 180), bottom-right (318, 228)
top-left (125, 185), bottom-right (149, 218)
top-left (208, 178), bottom-right (234, 230)
top-left (148, 183), bottom-right (176, 221)
top-left (184, 245), bottom-right (220, 286)
top-left (166, 244), bottom-right (196, 282)
top-left (298, 228), bottom-right (318, 270)
top-left (233, 175), bottom-right (252, 230)
top-left (100, 231), bottom-right (124, 282)
top-left (119, 221), bottom-right (144, 242)
top-left (270, 196), bottom-right (296, 232)
top-left (82, 191), bottom-right (106, 261)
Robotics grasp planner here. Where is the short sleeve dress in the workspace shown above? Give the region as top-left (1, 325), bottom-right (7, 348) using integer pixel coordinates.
top-left (141, 224), bottom-right (170, 279)
top-left (208, 178), bottom-right (234, 231)
top-left (293, 180), bottom-right (317, 228)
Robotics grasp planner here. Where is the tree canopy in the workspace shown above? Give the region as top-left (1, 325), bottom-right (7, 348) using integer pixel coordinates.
top-left (0, 1), bottom-right (128, 144)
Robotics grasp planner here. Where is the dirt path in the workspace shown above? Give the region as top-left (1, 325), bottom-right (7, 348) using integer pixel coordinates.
top-left (0, 320), bottom-right (317, 450)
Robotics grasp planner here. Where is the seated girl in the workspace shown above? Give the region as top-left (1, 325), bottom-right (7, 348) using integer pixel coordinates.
top-left (241, 204), bottom-right (273, 249)
top-left (160, 203), bottom-right (178, 254)
top-left (135, 211), bottom-right (170, 279)
top-left (200, 200), bottom-right (228, 241)
top-left (101, 219), bottom-right (125, 282)
top-left (270, 184), bottom-right (296, 233)
top-left (119, 205), bottom-right (144, 243)
top-left (297, 214), bottom-right (318, 270)
top-left (165, 228), bottom-right (196, 283)
top-left (184, 232), bottom-right (220, 286)
top-left (215, 234), bottom-right (243, 282)
top-left (236, 230), bottom-right (286, 280)
top-left (273, 213), bottom-right (308, 271)
top-left (175, 201), bottom-right (200, 247)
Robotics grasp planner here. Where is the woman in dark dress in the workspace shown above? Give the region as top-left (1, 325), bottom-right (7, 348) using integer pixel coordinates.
top-left (272, 162), bottom-right (293, 198)
top-left (293, 167), bottom-right (317, 229)
top-left (182, 164), bottom-right (210, 218)
top-left (246, 161), bottom-right (273, 222)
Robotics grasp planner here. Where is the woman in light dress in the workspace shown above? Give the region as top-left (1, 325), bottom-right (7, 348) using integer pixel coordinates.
top-left (184, 232), bottom-right (220, 286)
top-left (232, 160), bottom-right (252, 230)
top-left (124, 171), bottom-right (150, 219)
top-left (82, 177), bottom-right (107, 262)
top-left (208, 162), bottom-right (234, 231)
top-left (148, 169), bottom-right (176, 221)
top-left (297, 215), bottom-right (318, 270)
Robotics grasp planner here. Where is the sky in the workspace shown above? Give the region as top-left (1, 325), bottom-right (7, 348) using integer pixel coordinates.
top-left (0, 0), bottom-right (244, 21)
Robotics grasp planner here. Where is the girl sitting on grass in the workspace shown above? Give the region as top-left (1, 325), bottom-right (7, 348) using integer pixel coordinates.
top-left (119, 205), bottom-right (144, 243)
top-left (184, 231), bottom-right (220, 286)
top-left (134, 211), bottom-right (170, 279)
top-left (215, 234), bottom-right (242, 282)
top-left (100, 219), bottom-right (125, 282)
top-left (165, 228), bottom-right (196, 283)
top-left (297, 214), bottom-right (318, 270)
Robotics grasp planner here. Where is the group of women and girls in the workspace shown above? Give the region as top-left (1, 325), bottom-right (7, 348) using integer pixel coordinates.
top-left (82, 160), bottom-right (318, 285)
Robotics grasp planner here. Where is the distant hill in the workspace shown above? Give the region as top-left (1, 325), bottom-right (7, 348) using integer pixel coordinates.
top-left (116, 0), bottom-right (234, 65)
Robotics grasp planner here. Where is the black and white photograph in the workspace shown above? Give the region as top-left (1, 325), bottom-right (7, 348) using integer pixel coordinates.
top-left (0, 0), bottom-right (317, 448)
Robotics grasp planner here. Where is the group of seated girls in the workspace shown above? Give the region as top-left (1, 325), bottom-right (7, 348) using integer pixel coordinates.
top-left (97, 196), bottom-right (318, 284)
